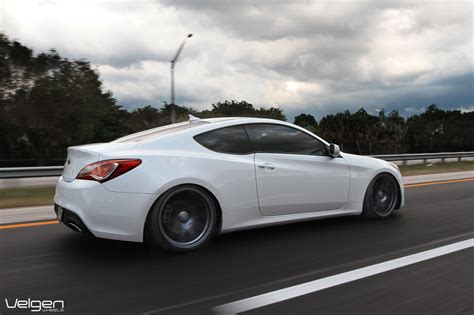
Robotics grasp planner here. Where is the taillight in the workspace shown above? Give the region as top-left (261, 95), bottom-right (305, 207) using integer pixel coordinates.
top-left (76, 159), bottom-right (142, 183)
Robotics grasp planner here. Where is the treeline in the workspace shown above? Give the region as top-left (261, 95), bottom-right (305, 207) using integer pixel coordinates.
top-left (1, 33), bottom-right (473, 166)
top-left (301, 105), bottom-right (474, 154)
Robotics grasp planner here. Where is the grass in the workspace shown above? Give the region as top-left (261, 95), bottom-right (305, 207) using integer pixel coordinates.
top-left (399, 160), bottom-right (474, 176)
top-left (0, 161), bottom-right (473, 209)
top-left (0, 186), bottom-right (55, 209)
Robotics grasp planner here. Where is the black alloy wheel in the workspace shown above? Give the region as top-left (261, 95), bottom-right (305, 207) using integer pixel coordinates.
top-left (363, 173), bottom-right (399, 218)
top-left (147, 185), bottom-right (217, 251)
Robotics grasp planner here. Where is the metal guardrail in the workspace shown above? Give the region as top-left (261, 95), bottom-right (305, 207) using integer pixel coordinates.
top-left (370, 151), bottom-right (474, 164)
top-left (0, 152), bottom-right (472, 178)
top-left (0, 166), bottom-right (64, 179)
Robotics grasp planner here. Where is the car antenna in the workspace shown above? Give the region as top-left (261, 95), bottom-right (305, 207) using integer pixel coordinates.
top-left (188, 114), bottom-right (201, 124)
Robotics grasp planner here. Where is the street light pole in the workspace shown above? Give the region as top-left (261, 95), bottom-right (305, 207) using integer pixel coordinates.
top-left (170, 33), bottom-right (193, 123)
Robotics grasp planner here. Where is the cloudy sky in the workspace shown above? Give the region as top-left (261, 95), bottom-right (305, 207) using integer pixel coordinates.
top-left (1, 0), bottom-right (473, 120)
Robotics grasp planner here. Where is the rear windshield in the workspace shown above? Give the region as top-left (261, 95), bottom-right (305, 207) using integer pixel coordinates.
top-left (113, 121), bottom-right (209, 143)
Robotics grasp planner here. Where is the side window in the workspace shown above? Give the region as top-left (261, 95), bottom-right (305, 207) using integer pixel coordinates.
top-left (194, 125), bottom-right (253, 155)
top-left (244, 124), bottom-right (327, 156)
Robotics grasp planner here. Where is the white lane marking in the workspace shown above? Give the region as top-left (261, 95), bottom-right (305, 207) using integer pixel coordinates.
top-left (213, 238), bottom-right (474, 315)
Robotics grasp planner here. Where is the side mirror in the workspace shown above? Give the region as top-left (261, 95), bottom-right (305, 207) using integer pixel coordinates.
top-left (329, 143), bottom-right (340, 158)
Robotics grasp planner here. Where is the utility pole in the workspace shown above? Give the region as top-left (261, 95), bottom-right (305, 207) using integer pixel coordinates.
top-left (170, 33), bottom-right (193, 123)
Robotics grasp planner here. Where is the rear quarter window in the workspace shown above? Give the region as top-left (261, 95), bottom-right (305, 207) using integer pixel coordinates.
top-left (194, 125), bottom-right (253, 155)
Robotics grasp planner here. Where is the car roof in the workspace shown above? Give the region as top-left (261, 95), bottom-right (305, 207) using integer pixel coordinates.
top-left (201, 117), bottom-right (286, 124)
top-left (114, 116), bottom-right (328, 145)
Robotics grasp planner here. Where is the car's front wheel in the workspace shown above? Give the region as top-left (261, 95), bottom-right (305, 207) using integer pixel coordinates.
top-left (362, 173), bottom-right (399, 218)
top-left (146, 185), bottom-right (217, 251)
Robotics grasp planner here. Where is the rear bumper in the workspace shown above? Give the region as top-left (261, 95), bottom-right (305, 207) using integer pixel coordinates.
top-left (54, 176), bottom-right (157, 242)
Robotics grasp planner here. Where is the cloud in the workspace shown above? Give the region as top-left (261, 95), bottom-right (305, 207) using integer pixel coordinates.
top-left (1, 0), bottom-right (473, 120)
top-left (459, 106), bottom-right (474, 113)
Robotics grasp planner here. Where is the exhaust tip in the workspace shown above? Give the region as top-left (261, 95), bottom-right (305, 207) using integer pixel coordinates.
top-left (68, 222), bottom-right (83, 233)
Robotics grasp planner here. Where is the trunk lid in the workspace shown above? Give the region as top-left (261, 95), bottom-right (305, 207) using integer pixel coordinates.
top-left (62, 142), bottom-right (138, 182)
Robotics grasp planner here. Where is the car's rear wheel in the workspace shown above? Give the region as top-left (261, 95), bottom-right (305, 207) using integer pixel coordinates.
top-left (146, 185), bottom-right (217, 251)
top-left (362, 173), bottom-right (399, 218)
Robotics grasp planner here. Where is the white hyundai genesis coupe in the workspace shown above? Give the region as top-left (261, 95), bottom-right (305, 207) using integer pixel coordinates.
top-left (54, 116), bottom-right (404, 251)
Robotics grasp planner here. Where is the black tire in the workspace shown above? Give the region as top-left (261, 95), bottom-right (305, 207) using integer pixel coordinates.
top-left (146, 185), bottom-right (217, 251)
top-left (362, 173), bottom-right (399, 218)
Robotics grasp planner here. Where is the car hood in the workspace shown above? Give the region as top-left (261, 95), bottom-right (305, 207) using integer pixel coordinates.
top-left (340, 152), bottom-right (386, 167)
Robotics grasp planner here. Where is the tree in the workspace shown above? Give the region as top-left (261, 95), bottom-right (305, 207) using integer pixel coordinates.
top-left (209, 100), bottom-right (255, 117)
top-left (126, 106), bottom-right (162, 133)
top-left (319, 108), bottom-right (386, 154)
top-left (125, 103), bottom-right (197, 133)
top-left (405, 104), bottom-right (474, 153)
top-left (0, 33), bottom-right (128, 165)
top-left (198, 100), bottom-right (286, 121)
top-left (379, 109), bottom-right (407, 153)
top-left (294, 113), bottom-right (318, 133)
top-left (159, 102), bottom-right (197, 124)
top-left (254, 107), bottom-right (286, 120)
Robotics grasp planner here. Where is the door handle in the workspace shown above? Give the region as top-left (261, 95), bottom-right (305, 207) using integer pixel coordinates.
top-left (258, 163), bottom-right (276, 170)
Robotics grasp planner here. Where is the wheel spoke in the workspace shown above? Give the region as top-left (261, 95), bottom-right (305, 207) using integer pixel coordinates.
top-left (380, 178), bottom-right (392, 192)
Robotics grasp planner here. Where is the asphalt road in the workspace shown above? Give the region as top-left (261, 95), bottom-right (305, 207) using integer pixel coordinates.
top-left (0, 180), bottom-right (473, 315)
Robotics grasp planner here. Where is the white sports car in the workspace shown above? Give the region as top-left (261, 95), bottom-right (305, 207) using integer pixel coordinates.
top-left (54, 116), bottom-right (404, 251)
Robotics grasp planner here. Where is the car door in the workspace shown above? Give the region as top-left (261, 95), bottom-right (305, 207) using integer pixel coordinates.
top-left (244, 123), bottom-right (351, 216)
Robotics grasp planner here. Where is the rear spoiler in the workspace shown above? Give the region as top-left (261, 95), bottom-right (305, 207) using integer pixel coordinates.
top-left (188, 114), bottom-right (201, 124)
